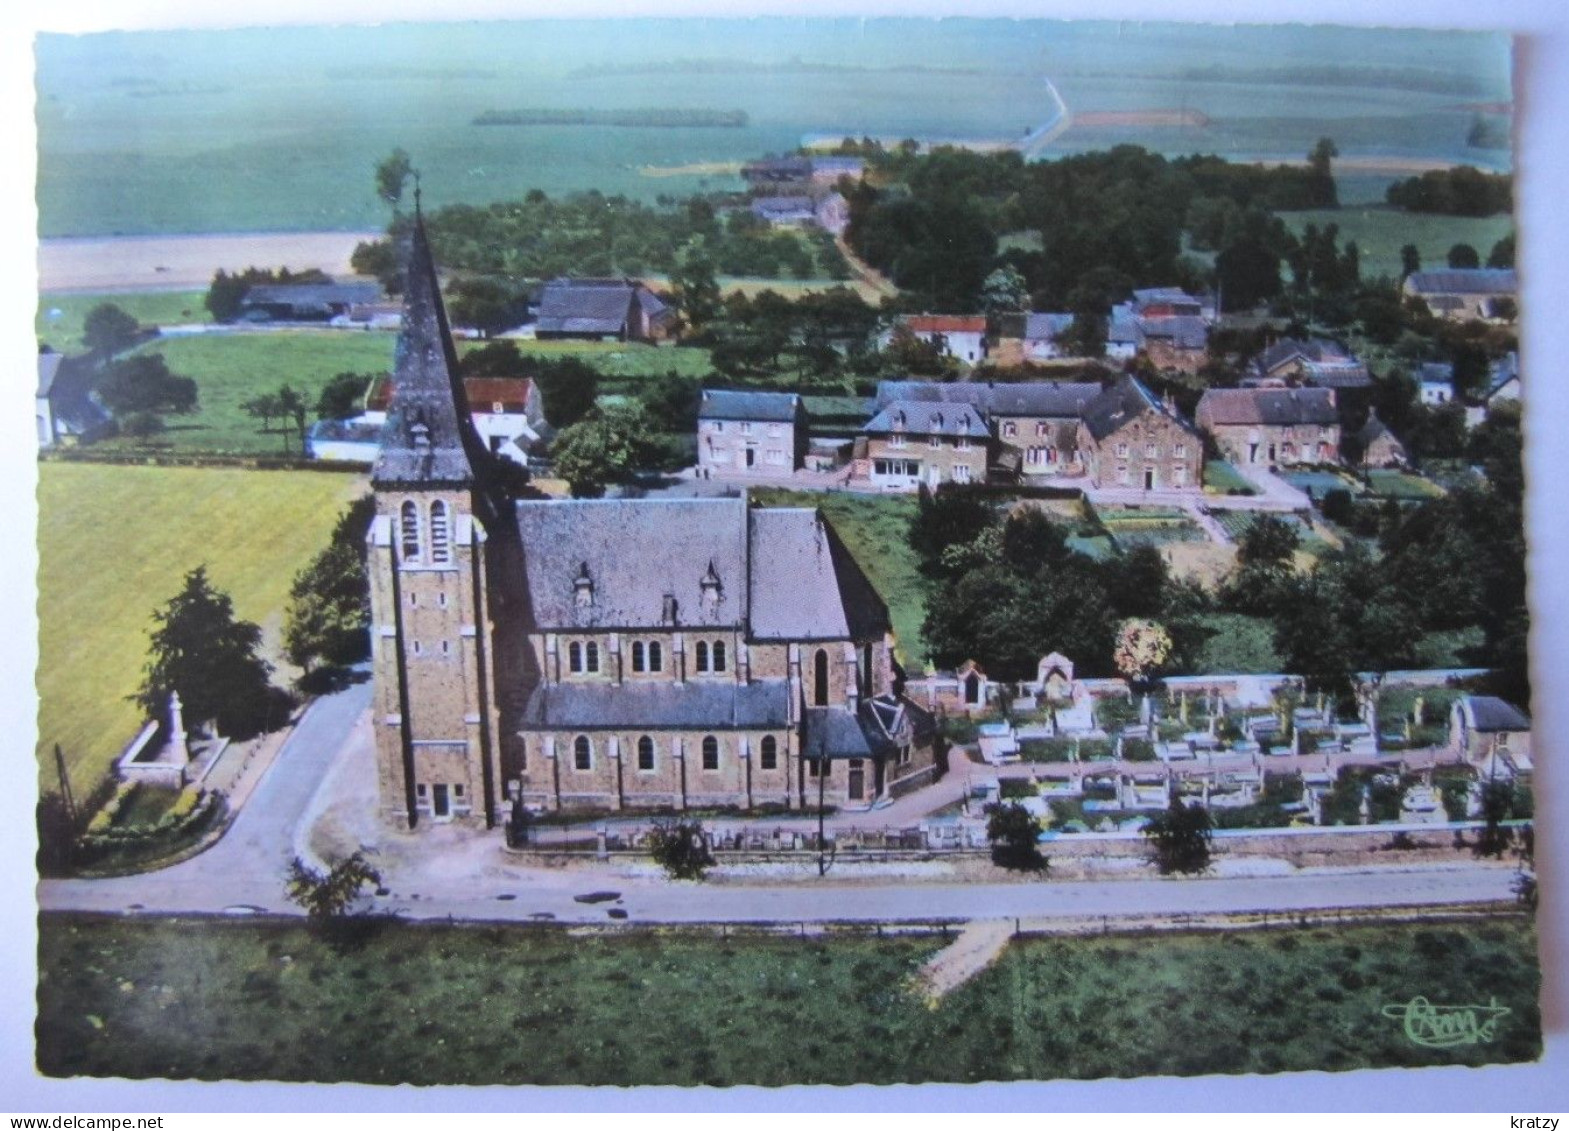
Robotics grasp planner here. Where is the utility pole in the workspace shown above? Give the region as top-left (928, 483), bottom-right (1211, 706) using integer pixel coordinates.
top-left (817, 756), bottom-right (828, 877)
top-left (54, 744), bottom-right (76, 829)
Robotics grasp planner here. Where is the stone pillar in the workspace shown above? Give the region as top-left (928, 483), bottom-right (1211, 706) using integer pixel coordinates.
top-left (741, 735), bottom-right (753, 810)
top-left (675, 737), bottom-right (687, 811)
top-left (673, 633), bottom-right (685, 687)
top-left (609, 736), bottom-right (623, 811)
top-left (609, 634), bottom-right (622, 686)
top-left (544, 735), bottom-right (561, 812)
top-left (168, 691), bottom-right (190, 765)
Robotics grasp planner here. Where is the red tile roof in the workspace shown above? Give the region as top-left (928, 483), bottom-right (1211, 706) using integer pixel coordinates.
top-left (904, 314), bottom-right (987, 335)
top-left (367, 375), bottom-right (535, 414)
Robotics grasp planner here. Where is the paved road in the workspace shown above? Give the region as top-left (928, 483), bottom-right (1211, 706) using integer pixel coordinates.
top-left (40, 678), bottom-right (373, 916)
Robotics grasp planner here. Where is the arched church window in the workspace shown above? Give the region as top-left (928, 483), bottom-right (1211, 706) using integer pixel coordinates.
top-left (400, 500), bottom-right (421, 562)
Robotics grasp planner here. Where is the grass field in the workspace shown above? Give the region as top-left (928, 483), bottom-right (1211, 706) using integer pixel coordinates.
top-left (1203, 460), bottom-right (1254, 495)
top-left (37, 291), bottom-right (210, 353)
top-left (476, 338), bottom-right (715, 390)
top-left (1279, 206), bottom-right (1512, 280)
top-left (36, 914), bottom-right (1540, 1084)
top-left (1365, 469), bottom-right (1446, 500)
top-left (750, 488), bottom-right (927, 672)
top-left (36, 463), bottom-right (366, 790)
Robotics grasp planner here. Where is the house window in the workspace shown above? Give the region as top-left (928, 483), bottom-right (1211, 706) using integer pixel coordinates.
top-left (1035, 422), bottom-right (1048, 437)
top-left (712, 640), bottom-right (726, 672)
top-left (929, 433), bottom-right (942, 449)
top-left (760, 735), bottom-right (778, 771)
top-left (813, 648), bottom-right (830, 707)
top-left (1116, 443), bottom-right (1129, 458)
top-left (569, 641), bottom-right (584, 673)
top-left (1003, 422), bottom-right (1017, 438)
top-left (807, 759), bottom-right (822, 779)
top-left (637, 735), bottom-right (656, 772)
top-left (585, 642), bottom-right (600, 673)
top-left (768, 423), bottom-right (782, 438)
top-left (954, 464), bottom-right (971, 484)
top-left (694, 641), bottom-right (709, 672)
top-left (741, 422), bottom-right (752, 435)
top-left (956, 436), bottom-right (971, 452)
top-left (1174, 443), bottom-right (1187, 458)
top-left (429, 501), bottom-right (450, 564)
top-left (647, 641), bottom-right (663, 672)
top-left (890, 431), bottom-right (906, 449)
top-left (400, 500), bottom-right (421, 562)
top-left (702, 735), bottom-right (720, 771)
top-left (631, 641), bottom-right (646, 672)
top-left (767, 448), bottom-right (784, 465)
top-left (1145, 443), bottom-right (1158, 459)
top-left (1117, 466), bottom-right (1131, 486)
top-left (1172, 466), bottom-right (1188, 487)
top-left (573, 735), bottom-right (593, 771)
top-left (714, 421), bottom-right (724, 433)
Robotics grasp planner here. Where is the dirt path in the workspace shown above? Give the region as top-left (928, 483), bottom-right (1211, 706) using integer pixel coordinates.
top-left (913, 919), bottom-right (1016, 1003)
top-left (38, 230), bottom-right (382, 293)
top-left (833, 232), bottom-right (899, 300)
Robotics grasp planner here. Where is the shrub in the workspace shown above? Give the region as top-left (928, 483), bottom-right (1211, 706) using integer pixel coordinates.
top-left (647, 819), bottom-right (716, 881)
top-left (984, 801), bottom-right (1047, 872)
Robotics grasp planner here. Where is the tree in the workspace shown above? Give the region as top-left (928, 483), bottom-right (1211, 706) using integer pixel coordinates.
top-left (646, 818), bottom-right (716, 880)
top-left (980, 265), bottom-right (1029, 314)
top-left (96, 354), bottom-right (198, 417)
top-left (1142, 796), bottom-right (1213, 875)
top-left (447, 276), bottom-right (527, 337)
top-left (1223, 514), bottom-right (1300, 614)
top-left (1113, 618), bottom-right (1172, 687)
top-left (286, 851), bottom-right (382, 919)
top-left (1487, 232), bottom-right (1515, 269)
top-left (1447, 243), bottom-right (1481, 269)
top-left (82, 303), bottom-right (140, 355)
top-left (1306, 137), bottom-right (1339, 208)
top-left (670, 240), bottom-right (721, 332)
top-left (1400, 243), bottom-right (1422, 278)
top-left (1474, 779), bottom-right (1516, 859)
top-left (908, 484), bottom-right (995, 578)
top-left (316, 372), bottom-right (374, 420)
top-left (1215, 239), bottom-right (1282, 312)
top-left (118, 410), bottom-right (165, 442)
top-left (984, 801), bottom-right (1047, 872)
top-left (549, 403), bottom-right (654, 498)
top-left (284, 497), bottom-right (374, 674)
top-left (375, 148), bottom-right (415, 210)
top-left (135, 566), bottom-right (275, 739)
top-left (531, 358), bottom-right (600, 429)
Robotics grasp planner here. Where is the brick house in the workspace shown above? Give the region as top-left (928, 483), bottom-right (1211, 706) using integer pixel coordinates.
top-left (1138, 315), bottom-right (1209, 373)
top-left (697, 389), bottom-right (808, 478)
top-left (368, 215), bottom-right (936, 826)
top-left (1195, 387), bottom-right (1340, 467)
top-left (861, 399), bottom-right (990, 490)
top-left (1076, 376), bottom-right (1202, 491)
top-left (1248, 338), bottom-right (1370, 391)
top-left (1354, 412), bottom-right (1408, 469)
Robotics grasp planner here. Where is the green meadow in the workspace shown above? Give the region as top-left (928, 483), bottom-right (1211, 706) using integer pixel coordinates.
top-left (1279, 206), bottom-right (1513, 280)
top-left (37, 291), bottom-right (210, 354)
top-left (37, 913), bottom-right (1540, 1085)
top-left (36, 463), bottom-right (366, 790)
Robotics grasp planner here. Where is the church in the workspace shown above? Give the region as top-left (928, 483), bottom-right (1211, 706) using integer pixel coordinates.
top-left (366, 214), bottom-right (939, 829)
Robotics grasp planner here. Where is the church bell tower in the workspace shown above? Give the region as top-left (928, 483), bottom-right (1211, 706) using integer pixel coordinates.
top-left (367, 202), bottom-right (501, 829)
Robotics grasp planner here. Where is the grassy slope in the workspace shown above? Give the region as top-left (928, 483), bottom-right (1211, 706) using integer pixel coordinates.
top-left (750, 489), bottom-right (927, 673)
top-left (1278, 206), bottom-right (1512, 280)
top-left (36, 915), bottom-right (1540, 1085)
top-left (36, 463), bottom-right (366, 790)
top-left (37, 291), bottom-right (210, 353)
top-left (1195, 613), bottom-right (1284, 674)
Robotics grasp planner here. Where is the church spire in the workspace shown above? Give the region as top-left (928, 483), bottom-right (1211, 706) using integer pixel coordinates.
top-left (371, 198), bottom-right (488, 489)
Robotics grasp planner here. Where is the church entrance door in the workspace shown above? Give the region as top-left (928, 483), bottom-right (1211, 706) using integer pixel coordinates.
top-left (432, 784), bottom-right (451, 819)
top-left (848, 762), bottom-right (865, 801)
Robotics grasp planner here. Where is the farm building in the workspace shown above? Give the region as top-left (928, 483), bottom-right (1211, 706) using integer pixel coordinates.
top-left (1403, 269), bottom-right (1518, 321)
top-left (1195, 387), bottom-right (1340, 467)
top-left (534, 278), bottom-right (674, 342)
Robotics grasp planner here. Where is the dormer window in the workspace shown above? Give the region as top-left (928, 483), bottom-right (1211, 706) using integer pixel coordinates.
top-left (409, 419), bottom-right (431, 449)
top-left (574, 563), bottom-right (594, 608)
top-left (893, 411), bottom-right (906, 429)
top-left (700, 563), bottom-right (722, 611)
top-left (662, 593), bottom-right (678, 623)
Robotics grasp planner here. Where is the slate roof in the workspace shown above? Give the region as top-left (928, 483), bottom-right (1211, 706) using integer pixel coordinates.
top-left (309, 418), bottom-right (382, 444)
top-left (1081, 376), bottom-right (1191, 441)
top-left (536, 278), bottom-right (667, 336)
top-left (1138, 314), bottom-right (1208, 350)
top-left (748, 508), bottom-right (890, 641)
top-left (1107, 311), bottom-right (1144, 347)
top-left (1406, 269), bottom-right (1517, 296)
top-left (1257, 338), bottom-right (1353, 373)
top-left (873, 380), bottom-right (1098, 418)
top-left (1417, 362), bottom-right (1455, 385)
top-left (1133, 287), bottom-right (1205, 310)
top-left (811, 156), bottom-right (865, 177)
top-left (1022, 312), bottom-right (1075, 341)
top-left (801, 694), bottom-right (937, 761)
top-left (1198, 388), bottom-right (1338, 427)
top-left (1355, 412), bottom-right (1399, 447)
top-left (371, 214), bottom-right (488, 488)
top-left (37, 351), bottom-right (62, 397)
top-left (751, 196), bottom-right (816, 220)
top-left (522, 679), bottom-right (790, 730)
top-left (1301, 361), bottom-right (1372, 389)
top-left (514, 498), bottom-right (750, 631)
top-left (864, 400), bottom-right (990, 438)
top-left (242, 282), bottom-right (382, 311)
top-left (698, 389), bottom-right (802, 423)
top-left (1464, 695), bottom-right (1531, 732)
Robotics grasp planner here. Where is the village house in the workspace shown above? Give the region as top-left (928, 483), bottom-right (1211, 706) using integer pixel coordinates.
top-left (1076, 376), bottom-right (1203, 492)
top-left (884, 314), bottom-right (989, 364)
top-left (696, 389), bottom-right (808, 478)
top-left (740, 155), bottom-right (813, 189)
top-left (1403, 268), bottom-right (1518, 322)
top-left (35, 349), bottom-right (110, 449)
top-left (1246, 338), bottom-right (1371, 392)
top-left (1105, 288), bottom-right (1214, 370)
top-left (533, 278), bottom-right (674, 342)
top-left (1416, 361), bottom-right (1456, 406)
top-left (1138, 315), bottom-right (1209, 373)
top-left (238, 281), bottom-right (382, 323)
top-left (984, 381), bottom-right (1101, 478)
top-left (748, 191), bottom-right (849, 235)
top-left (1130, 286), bottom-right (1216, 322)
top-left (1195, 387), bottom-right (1340, 467)
top-left (368, 213), bottom-right (937, 825)
top-left (355, 375), bottom-right (550, 467)
top-left (861, 399), bottom-right (990, 490)
top-left (808, 156), bottom-right (866, 185)
top-left (989, 312), bottom-right (1076, 365)
top-left (1353, 412), bottom-right (1408, 468)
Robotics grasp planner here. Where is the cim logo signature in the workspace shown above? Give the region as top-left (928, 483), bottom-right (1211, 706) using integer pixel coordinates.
top-left (1381, 995), bottom-right (1511, 1048)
